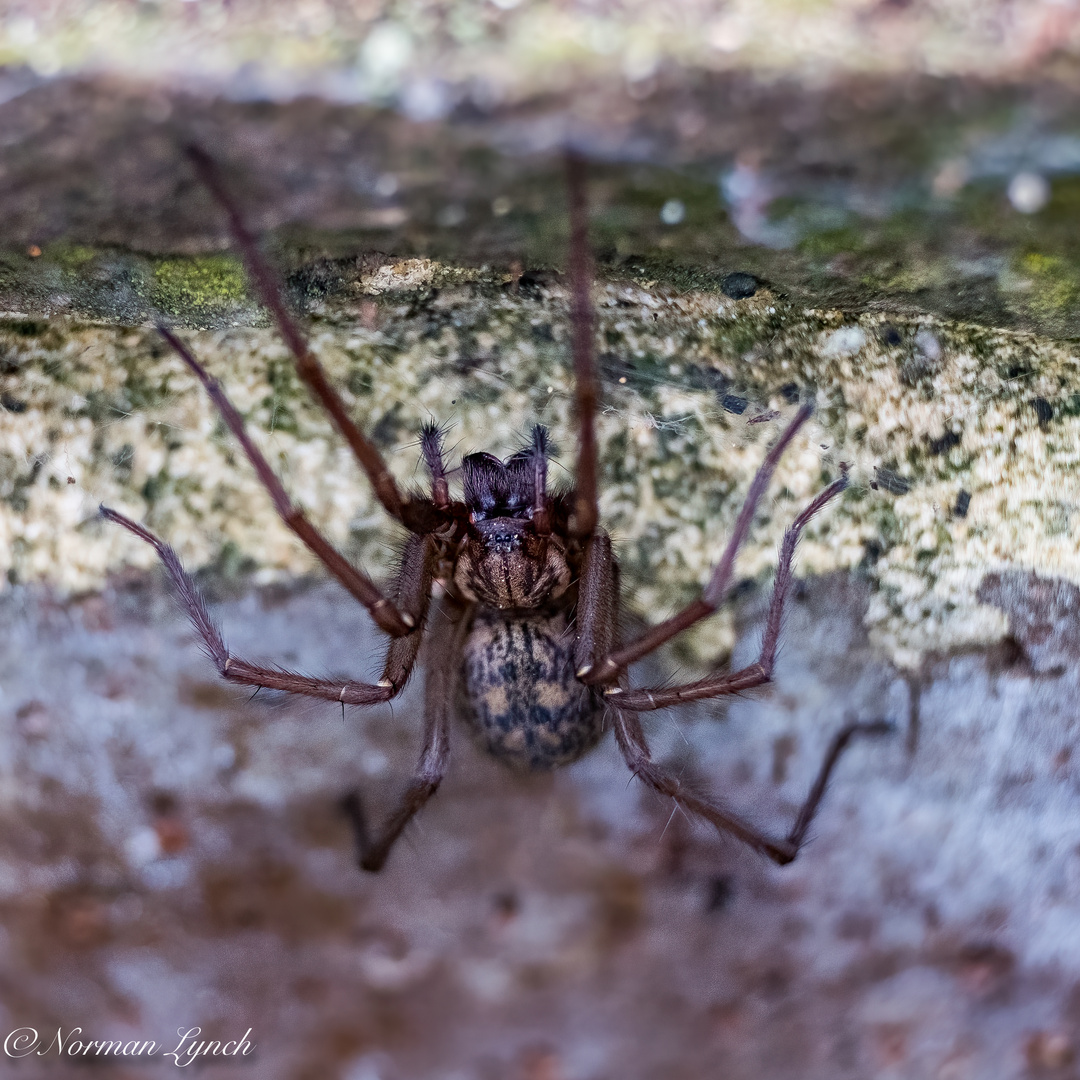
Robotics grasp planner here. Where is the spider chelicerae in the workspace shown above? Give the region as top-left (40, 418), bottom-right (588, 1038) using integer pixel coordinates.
top-left (102, 147), bottom-right (888, 873)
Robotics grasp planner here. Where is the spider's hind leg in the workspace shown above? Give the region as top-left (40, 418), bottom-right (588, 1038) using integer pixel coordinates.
top-left (613, 706), bottom-right (892, 865)
top-left (341, 600), bottom-right (470, 873)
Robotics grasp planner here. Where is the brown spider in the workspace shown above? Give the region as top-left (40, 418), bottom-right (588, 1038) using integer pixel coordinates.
top-left (101, 147), bottom-right (887, 873)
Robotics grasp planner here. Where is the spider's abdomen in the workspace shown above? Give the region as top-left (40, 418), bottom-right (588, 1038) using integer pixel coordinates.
top-left (460, 608), bottom-right (604, 771)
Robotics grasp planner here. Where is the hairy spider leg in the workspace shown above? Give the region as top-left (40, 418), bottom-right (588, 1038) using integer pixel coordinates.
top-left (608, 467), bottom-right (849, 710)
top-left (156, 325), bottom-right (415, 638)
top-left (572, 530), bottom-right (888, 866)
top-left (579, 402), bottom-right (823, 684)
top-left (186, 144), bottom-right (440, 536)
top-left (613, 707), bottom-right (892, 865)
top-left (419, 421), bottom-right (451, 509)
top-left (591, 452), bottom-right (876, 865)
top-left (341, 598), bottom-right (471, 872)
top-left (99, 506), bottom-right (433, 703)
top-left (565, 150), bottom-right (600, 540)
top-left (531, 424), bottom-right (552, 535)
top-left (558, 158), bottom-right (884, 864)
top-left (573, 530), bottom-right (619, 678)
top-left (179, 145), bottom-right (485, 874)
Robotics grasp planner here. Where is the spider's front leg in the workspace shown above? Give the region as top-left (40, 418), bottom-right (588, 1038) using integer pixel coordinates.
top-left (157, 327), bottom-right (416, 638)
top-left (566, 150), bottom-right (600, 542)
top-left (560, 147), bottom-right (888, 865)
top-left (605, 463), bottom-right (849, 710)
top-left (578, 403), bottom-right (824, 686)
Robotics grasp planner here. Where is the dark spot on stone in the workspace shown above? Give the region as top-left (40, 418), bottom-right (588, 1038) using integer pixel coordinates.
top-left (686, 364), bottom-right (730, 394)
top-left (514, 269), bottom-right (557, 298)
top-left (835, 910), bottom-right (877, 940)
top-left (7, 319), bottom-right (47, 337)
top-left (705, 875), bottom-right (735, 913)
top-left (880, 325), bottom-right (903, 347)
top-left (753, 966), bottom-right (791, 999)
top-left (928, 429), bottom-right (961, 455)
top-left (900, 355), bottom-right (937, 387)
top-left (779, 382), bottom-right (799, 403)
top-left (530, 322), bottom-right (554, 342)
top-left (772, 733), bottom-right (797, 784)
top-left (861, 538), bottom-right (883, 566)
top-left (730, 576), bottom-right (758, 601)
top-left (1006, 363), bottom-right (1031, 380)
top-left (721, 272), bottom-right (759, 300)
top-left (873, 467), bottom-right (910, 495)
top-left (947, 940), bottom-right (1016, 998)
top-left (955, 489), bottom-right (971, 518)
top-left (1, 393), bottom-right (26, 413)
top-left (286, 258), bottom-right (347, 307)
top-left (492, 890), bottom-right (519, 919)
top-left (453, 354), bottom-right (486, 374)
top-left (1032, 397), bottom-right (1053, 426)
top-left (347, 369), bottom-right (374, 396)
top-left (370, 405), bottom-right (402, 447)
top-left (985, 634), bottom-right (1029, 674)
top-left (721, 393), bottom-right (748, 414)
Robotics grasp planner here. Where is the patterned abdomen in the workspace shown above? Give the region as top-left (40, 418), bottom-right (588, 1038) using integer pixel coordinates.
top-left (460, 608), bottom-right (605, 771)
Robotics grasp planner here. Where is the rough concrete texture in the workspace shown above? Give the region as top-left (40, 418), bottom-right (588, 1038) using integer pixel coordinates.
top-left (4, 567), bottom-right (1080, 1080)
top-left (8, 263), bottom-right (1080, 669)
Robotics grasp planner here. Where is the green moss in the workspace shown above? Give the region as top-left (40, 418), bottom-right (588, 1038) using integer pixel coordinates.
top-left (1017, 252), bottom-right (1080, 320)
top-left (47, 244), bottom-right (100, 269)
top-left (151, 255), bottom-right (250, 321)
top-left (798, 225), bottom-right (866, 259)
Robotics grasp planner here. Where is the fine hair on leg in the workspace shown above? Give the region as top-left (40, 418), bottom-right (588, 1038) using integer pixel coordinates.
top-left (613, 706), bottom-right (891, 865)
top-left (341, 600), bottom-right (472, 872)
top-left (156, 324), bottom-right (414, 638)
top-left (607, 467), bottom-right (850, 711)
top-left (581, 404), bottom-right (822, 684)
top-left (99, 506), bottom-right (430, 704)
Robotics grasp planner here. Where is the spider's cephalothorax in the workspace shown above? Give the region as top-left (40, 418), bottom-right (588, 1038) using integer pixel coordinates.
top-left (454, 433), bottom-right (573, 611)
top-left (102, 146), bottom-right (888, 873)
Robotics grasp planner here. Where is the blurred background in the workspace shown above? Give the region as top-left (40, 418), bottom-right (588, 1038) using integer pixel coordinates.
top-left (6, 2), bottom-right (1080, 1078)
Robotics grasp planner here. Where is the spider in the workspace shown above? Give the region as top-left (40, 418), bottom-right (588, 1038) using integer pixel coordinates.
top-left (101, 147), bottom-right (887, 873)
